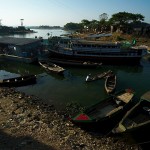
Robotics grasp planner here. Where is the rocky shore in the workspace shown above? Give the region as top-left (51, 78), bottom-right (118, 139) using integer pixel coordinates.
top-left (0, 87), bottom-right (140, 150)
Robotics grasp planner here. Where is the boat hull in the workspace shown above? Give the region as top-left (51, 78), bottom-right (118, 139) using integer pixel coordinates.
top-left (49, 51), bottom-right (142, 65)
top-left (39, 60), bottom-right (65, 75)
top-left (69, 89), bottom-right (135, 132)
top-left (49, 58), bottom-right (102, 68)
top-left (0, 54), bottom-right (38, 64)
top-left (0, 75), bottom-right (37, 87)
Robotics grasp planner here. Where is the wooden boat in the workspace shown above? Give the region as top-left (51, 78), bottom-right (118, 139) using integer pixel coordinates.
top-left (85, 70), bottom-right (112, 82)
top-left (0, 74), bottom-right (36, 87)
top-left (39, 60), bottom-right (65, 75)
top-left (49, 58), bottom-right (102, 68)
top-left (69, 89), bottom-right (134, 129)
top-left (48, 37), bottom-right (148, 65)
top-left (112, 90), bottom-right (150, 133)
top-left (105, 72), bottom-right (116, 94)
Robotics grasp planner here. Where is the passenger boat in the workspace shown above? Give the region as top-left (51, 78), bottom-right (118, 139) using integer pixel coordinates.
top-left (112, 90), bottom-right (150, 133)
top-left (39, 60), bottom-right (65, 75)
top-left (69, 89), bottom-right (134, 129)
top-left (85, 70), bottom-right (112, 82)
top-left (105, 72), bottom-right (117, 94)
top-left (0, 74), bottom-right (36, 87)
top-left (48, 37), bottom-right (148, 64)
top-left (49, 58), bottom-right (102, 68)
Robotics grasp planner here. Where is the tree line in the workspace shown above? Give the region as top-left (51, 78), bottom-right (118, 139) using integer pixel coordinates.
top-left (64, 12), bottom-right (148, 34)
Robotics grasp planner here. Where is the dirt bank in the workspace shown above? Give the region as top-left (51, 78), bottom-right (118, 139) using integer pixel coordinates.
top-left (0, 87), bottom-right (141, 150)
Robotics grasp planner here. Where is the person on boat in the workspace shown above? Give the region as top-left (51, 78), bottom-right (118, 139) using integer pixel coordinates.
top-left (86, 73), bottom-right (91, 81)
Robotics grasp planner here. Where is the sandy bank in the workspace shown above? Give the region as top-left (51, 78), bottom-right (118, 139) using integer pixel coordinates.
top-left (0, 87), bottom-right (140, 150)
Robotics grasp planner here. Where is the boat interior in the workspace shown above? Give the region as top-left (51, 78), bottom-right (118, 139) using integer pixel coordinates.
top-left (84, 96), bottom-right (127, 119)
top-left (122, 100), bottom-right (150, 128)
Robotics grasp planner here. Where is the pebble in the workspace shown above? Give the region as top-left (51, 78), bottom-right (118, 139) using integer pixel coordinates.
top-left (0, 87), bottom-right (140, 150)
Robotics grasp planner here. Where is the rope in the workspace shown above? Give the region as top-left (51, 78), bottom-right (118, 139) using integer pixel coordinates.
top-left (129, 140), bottom-right (150, 146)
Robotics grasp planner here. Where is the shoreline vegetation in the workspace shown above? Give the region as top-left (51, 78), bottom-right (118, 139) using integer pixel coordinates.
top-left (0, 87), bottom-right (140, 149)
top-left (0, 26), bottom-right (36, 35)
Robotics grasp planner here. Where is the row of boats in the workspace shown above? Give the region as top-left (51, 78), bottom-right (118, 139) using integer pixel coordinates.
top-left (1, 72), bottom-right (149, 134)
top-left (38, 58), bottom-right (102, 75)
top-left (0, 58), bottom-right (149, 135)
top-left (69, 89), bottom-right (150, 134)
top-left (38, 59), bottom-right (117, 95)
top-left (0, 58), bottom-right (102, 87)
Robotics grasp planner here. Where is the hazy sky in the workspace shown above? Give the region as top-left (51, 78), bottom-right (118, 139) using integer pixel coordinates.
top-left (0, 0), bottom-right (150, 27)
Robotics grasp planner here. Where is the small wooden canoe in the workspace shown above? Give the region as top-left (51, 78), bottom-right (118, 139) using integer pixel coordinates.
top-left (0, 74), bottom-right (36, 87)
top-left (112, 90), bottom-right (150, 133)
top-left (39, 60), bottom-right (65, 75)
top-left (105, 72), bottom-right (116, 94)
top-left (85, 70), bottom-right (112, 82)
top-left (69, 89), bottom-right (134, 129)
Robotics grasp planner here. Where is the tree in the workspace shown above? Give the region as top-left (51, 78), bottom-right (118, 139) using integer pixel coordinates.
top-left (131, 13), bottom-right (144, 23)
top-left (99, 13), bottom-right (108, 21)
top-left (109, 12), bottom-right (145, 33)
top-left (109, 12), bottom-right (144, 26)
top-left (99, 13), bottom-right (109, 32)
top-left (64, 22), bottom-right (82, 30)
top-left (81, 19), bottom-right (91, 30)
top-left (89, 20), bottom-right (99, 32)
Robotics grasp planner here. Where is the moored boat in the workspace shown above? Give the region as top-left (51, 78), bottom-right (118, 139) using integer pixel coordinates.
top-left (85, 70), bottom-right (112, 82)
top-left (49, 57), bottom-right (102, 68)
top-left (105, 72), bottom-right (117, 94)
top-left (39, 60), bottom-right (65, 75)
top-left (69, 89), bottom-right (134, 130)
top-left (0, 74), bottom-right (36, 87)
top-left (48, 37), bottom-right (148, 64)
top-left (112, 90), bottom-right (150, 134)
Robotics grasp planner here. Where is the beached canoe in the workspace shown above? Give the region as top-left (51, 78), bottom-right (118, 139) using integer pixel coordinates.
top-left (112, 90), bottom-right (150, 133)
top-left (69, 89), bottom-right (134, 130)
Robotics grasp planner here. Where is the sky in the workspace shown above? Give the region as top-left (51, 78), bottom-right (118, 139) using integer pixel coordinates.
top-left (0, 0), bottom-right (150, 27)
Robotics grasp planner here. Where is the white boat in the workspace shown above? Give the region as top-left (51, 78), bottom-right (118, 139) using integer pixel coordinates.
top-left (48, 37), bottom-right (148, 64)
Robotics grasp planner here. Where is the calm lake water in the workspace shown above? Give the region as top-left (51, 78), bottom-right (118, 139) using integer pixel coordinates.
top-left (0, 29), bottom-right (150, 111)
top-left (0, 28), bottom-right (73, 39)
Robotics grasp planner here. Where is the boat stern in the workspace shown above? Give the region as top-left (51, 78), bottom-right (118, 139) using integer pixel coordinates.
top-left (112, 123), bottom-right (126, 133)
top-left (71, 113), bottom-right (93, 123)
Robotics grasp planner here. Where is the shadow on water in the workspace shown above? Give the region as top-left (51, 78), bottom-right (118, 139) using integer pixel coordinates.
top-left (109, 125), bottom-right (150, 150)
top-left (129, 125), bottom-right (150, 150)
top-left (0, 60), bottom-right (43, 75)
top-left (0, 130), bottom-right (56, 150)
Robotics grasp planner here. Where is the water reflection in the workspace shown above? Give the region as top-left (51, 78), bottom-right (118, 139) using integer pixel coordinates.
top-left (1, 29), bottom-right (149, 110)
top-left (0, 29), bottom-right (73, 39)
top-left (1, 60), bottom-right (150, 111)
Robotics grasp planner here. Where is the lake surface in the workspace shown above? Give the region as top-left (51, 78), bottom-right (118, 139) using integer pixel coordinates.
top-left (0, 29), bottom-right (150, 111)
top-left (0, 28), bottom-right (73, 39)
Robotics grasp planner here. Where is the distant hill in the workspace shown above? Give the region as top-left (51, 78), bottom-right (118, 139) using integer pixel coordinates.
top-left (28, 26), bottom-right (63, 29)
top-left (0, 26), bottom-right (36, 35)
